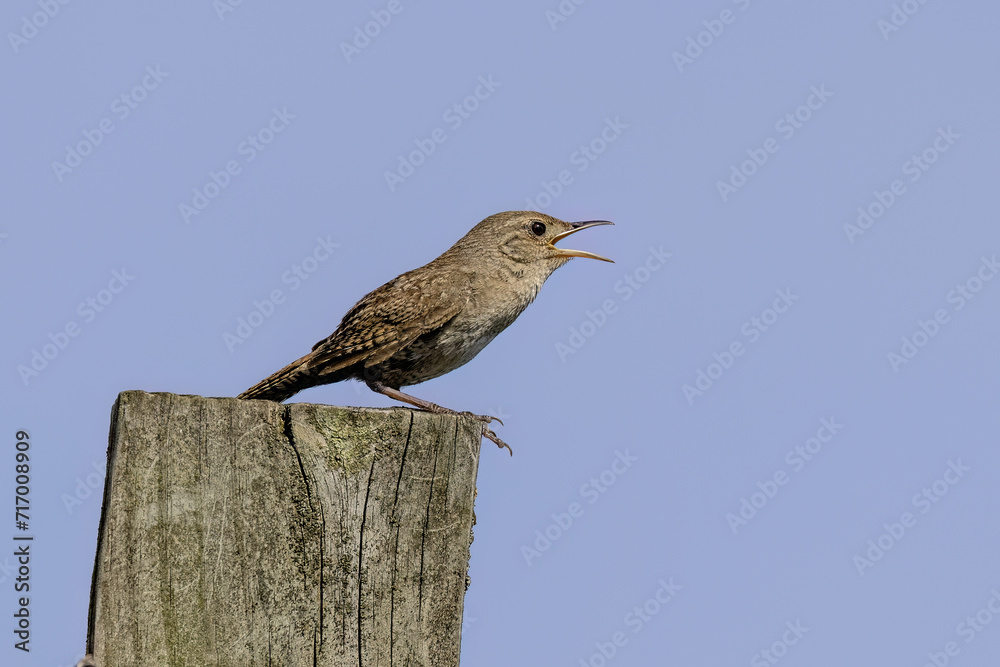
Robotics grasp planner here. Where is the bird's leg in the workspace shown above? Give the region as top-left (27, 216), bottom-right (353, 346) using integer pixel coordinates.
top-left (366, 381), bottom-right (512, 455)
top-left (366, 381), bottom-right (456, 414)
top-left (366, 381), bottom-right (502, 423)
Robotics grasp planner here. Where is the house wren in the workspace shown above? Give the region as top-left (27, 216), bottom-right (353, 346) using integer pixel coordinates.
top-left (238, 210), bottom-right (613, 452)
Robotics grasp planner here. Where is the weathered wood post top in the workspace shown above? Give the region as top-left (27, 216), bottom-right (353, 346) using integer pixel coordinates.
top-left (86, 390), bottom-right (482, 666)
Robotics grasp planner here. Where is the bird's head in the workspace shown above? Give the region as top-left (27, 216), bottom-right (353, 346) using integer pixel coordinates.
top-left (458, 211), bottom-right (614, 270)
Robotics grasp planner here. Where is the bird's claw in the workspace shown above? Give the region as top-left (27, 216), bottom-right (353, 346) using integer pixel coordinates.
top-left (481, 426), bottom-right (513, 456)
top-left (460, 411), bottom-right (504, 427)
top-left (435, 410), bottom-right (511, 454)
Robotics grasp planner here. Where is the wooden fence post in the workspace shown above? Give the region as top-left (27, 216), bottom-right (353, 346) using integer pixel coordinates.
top-left (85, 390), bottom-right (481, 666)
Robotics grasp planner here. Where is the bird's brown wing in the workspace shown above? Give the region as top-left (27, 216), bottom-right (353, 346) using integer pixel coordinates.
top-left (238, 268), bottom-right (466, 401)
top-left (238, 270), bottom-right (469, 401)
top-left (307, 270), bottom-right (466, 377)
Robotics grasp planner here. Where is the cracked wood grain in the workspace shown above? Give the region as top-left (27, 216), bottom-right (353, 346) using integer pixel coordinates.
top-left (86, 391), bottom-right (481, 666)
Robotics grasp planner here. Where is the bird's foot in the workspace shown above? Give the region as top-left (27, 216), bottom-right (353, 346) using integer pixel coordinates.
top-left (456, 412), bottom-right (511, 455)
top-left (481, 426), bottom-right (513, 456)
top-left (431, 410), bottom-right (512, 455)
top-left (412, 406), bottom-right (512, 454)
top-left (365, 383), bottom-right (512, 454)
top-left (459, 411), bottom-right (504, 427)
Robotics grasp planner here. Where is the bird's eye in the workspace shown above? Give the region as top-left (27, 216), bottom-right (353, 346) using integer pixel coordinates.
top-left (529, 221), bottom-right (546, 236)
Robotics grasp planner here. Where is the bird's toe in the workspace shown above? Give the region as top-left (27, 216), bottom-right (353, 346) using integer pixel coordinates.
top-left (481, 426), bottom-right (513, 456)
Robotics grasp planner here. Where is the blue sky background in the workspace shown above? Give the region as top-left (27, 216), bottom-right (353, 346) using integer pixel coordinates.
top-left (2, 1), bottom-right (999, 665)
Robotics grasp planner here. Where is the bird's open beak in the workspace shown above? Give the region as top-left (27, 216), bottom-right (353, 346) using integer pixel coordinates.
top-left (549, 220), bottom-right (615, 263)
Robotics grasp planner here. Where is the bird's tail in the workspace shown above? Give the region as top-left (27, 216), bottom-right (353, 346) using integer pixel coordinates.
top-left (238, 352), bottom-right (320, 402)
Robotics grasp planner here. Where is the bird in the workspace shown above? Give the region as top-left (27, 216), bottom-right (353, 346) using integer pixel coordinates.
top-left (238, 210), bottom-right (613, 453)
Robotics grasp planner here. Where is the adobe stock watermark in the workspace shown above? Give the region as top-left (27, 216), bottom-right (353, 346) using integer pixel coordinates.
top-left (877, 0), bottom-right (934, 41)
top-left (578, 576), bottom-right (682, 667)
top-left (521, 449), bottom-right (639, 566)
top-left (482, 405), bottom-right (512, 425)
top-left (726, 417), bottom-right (845, 534)
top-left (0, 553), bottom-right (18, 585)
top-left (716, 85), bottom-right (833, 202)
top-left (524, 116), bottom-right (628, 211)
top-left (384, 75), bottom-right (501, 192)
top-left (852, 459), bottom-right (970, 576)
top-left (751, 620), bottom-right (810, 667)
top-left (51, 65), bottom-right (169, 182)
top-left (672, 0), bottom-right (758, 73)
top-left (918, 587), bottom-right (1000, 667)
top-left (556, 245), bottom-right (671, 362)
top-left (887, 254), bottom-right (997, 372)
top-left (16, 268), bottom-right (135, 386)
top-left (843, 126), bottom-right (959, 244)
top-left (224, 235), bottom-right (340, 352)
top-left (178, 107), bottom-right (295, 223)
top-left (61, 461), bottom-right (106, 515)
top-left (213, 0), bottom-right (247, 21)
top-left (544, 0), bottom-right (590, 31)
top-left (683, 288), bottom-right (799, 405)
top-left (7, 0), bottom-right (72, 54)
top-left (340, 0), bottom-right (413, 62)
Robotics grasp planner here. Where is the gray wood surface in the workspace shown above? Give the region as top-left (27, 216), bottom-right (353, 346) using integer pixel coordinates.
top-left (86, 390), bottom-right (481, 666)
